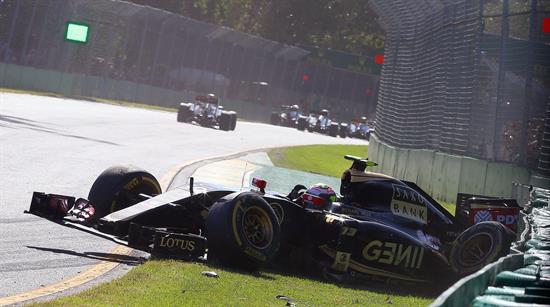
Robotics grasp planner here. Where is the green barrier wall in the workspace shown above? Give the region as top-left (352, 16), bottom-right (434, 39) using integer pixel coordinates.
top-left (430, 254), bottom-right (524, 307)
top-left (369, 134), bottom-right (550, 201)
top-left (0, 63), bottom-right (274, 122)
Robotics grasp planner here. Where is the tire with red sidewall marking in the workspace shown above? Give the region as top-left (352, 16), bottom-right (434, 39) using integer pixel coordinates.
top-left (206, 192), bottom-right (280, 270)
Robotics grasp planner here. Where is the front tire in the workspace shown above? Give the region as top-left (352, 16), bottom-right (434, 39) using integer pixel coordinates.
top-left (206, 192), bottom-right (280, 270)
top-left (88, 166), bottom-right (162, 219)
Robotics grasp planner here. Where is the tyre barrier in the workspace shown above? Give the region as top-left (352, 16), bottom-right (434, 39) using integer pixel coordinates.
top-left (431, 187), bottom-right (550, 307)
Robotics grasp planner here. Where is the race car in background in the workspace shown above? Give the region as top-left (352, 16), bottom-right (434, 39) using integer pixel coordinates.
top-left (26, 156), bottom-right (518, 286)
top-left (345, 117), bottom-right (374, 140)
top-left (270, 104), bottom-right (302, 127)
top-left (297, 109), bottom-right (341, 137)
top-left (177, 94), bottom-right (237, 131)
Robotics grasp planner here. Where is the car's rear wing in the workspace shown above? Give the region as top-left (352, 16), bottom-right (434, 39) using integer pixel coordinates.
top-left (455, 193), bottom-right (520, 232)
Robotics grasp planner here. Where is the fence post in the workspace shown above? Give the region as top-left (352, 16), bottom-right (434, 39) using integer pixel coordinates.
top-left (21, 0), bottom-right (39, 66)
top-left (3, 0), bottom-right (20, 63)
top-left (492, 0), bottom-right (509, 160)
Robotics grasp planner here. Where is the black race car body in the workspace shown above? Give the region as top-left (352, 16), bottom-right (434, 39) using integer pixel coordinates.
top-left (26, 157), bottom-right (519, 285)
top-left (177, 94), bottom-right (237, 131)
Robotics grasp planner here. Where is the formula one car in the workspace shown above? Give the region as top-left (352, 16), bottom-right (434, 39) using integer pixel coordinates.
top-left (26, 156), bottom-right (519, 285)
top-left (177, 94), bottom-right (237, 131)
top-left (297, 109), bottom-right (340, 137)
top-left (270, 105), bottom-right (302, 127)
top-left (345, 117), bottom-right (374, 140)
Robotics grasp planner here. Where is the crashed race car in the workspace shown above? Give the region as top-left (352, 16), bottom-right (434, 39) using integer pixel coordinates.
top-left (177, 93), bottom-right (237, 131)
top-left (270, 105), bottom-right (301, 127)
top-left (27, 156), bottom-right (519, 285)
top-left (297, 109), bottom-right (341, 137)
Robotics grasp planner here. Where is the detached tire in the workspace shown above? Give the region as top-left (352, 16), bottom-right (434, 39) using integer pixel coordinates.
top-left (88, 165), bottom-right (162, 219)
top-left (449, 221), bottom-right (510, 275)
top-left (219, 111), bottom-right (232, 131)
top-left (206, 192), bottom-right (280, 270)
top-left (297, 116), bottom-right (307, 131)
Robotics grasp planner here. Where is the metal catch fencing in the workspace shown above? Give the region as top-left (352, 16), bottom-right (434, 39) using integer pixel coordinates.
top-left (0, 0), bottom-right (380, 121)
top-left (370, 0), bottom-right (550, 174)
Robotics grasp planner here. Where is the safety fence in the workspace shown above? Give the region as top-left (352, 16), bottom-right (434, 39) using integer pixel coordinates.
top-left (0, 0), bottom-right (381, 121)
top-left (431, 186), bottom-right (550, 306)
top-left (370, 0), bottom-right (550, 175)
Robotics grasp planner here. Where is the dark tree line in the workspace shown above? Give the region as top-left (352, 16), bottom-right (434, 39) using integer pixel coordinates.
top-left (128, 0), bottom-right (385, 55)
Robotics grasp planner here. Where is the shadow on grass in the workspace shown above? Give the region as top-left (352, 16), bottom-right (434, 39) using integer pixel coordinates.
top-left (27, 246), bottom-right (146, 266)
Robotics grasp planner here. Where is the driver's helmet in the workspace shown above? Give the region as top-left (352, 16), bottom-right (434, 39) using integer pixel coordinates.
top-left (302, 183), bottom-right (336, 210)
top-left (291, 104), bottom-right (300, 110)
top-left (320, 109), bottom-right (329, 116)
top-left (206, 93), bottom-right (218, 104)
top-left (361, 116), bottom-right (367, 123)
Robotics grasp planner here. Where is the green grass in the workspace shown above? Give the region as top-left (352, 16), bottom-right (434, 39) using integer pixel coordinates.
top-left (268, 144), bottom-right (368, 177)
top-left (34, 261), bottom-right (432, 307)
top-left (268, 144), bottom-right (456, 216)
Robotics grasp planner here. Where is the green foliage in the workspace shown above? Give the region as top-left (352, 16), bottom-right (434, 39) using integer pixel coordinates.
top-left (128, 0), bottom-right (384, 55)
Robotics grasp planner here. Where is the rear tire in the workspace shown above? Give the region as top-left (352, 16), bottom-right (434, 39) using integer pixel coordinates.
top-left (177, 103), bottom-right (192, 122)
top-left (206, 192), bottom-right (280, 270)
top-left (329, 123), bottom-right (339, 137)
top-left (270, 112), bottom-right (280, 125)
top-left (297, 116), bottom-right (307, 131)
top-left (449, 221), bottom-right (510, 275)
top-left (339, 123), bottom-right (348, 138)
top-left (88, 166), bottom-right (161, 219)
top-left (219, 111), bottom-right (232, 131)
top-left (230, 112), bottom-right (237, 131)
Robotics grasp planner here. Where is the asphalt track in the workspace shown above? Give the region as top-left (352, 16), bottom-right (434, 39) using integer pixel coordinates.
top-left (0, 93), bottom-right (366, 300)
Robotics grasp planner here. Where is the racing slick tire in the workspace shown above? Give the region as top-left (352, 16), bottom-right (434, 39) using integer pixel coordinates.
top-left (270, 112), bottom-right (280, 125)
top-left (88, 165), bottom-right (162, 219)
top-left (297, 116), bottom-right (307, 131)
top-left (339, 123), bottom-right (348, 138)
top-left (206, 192), bottom-right (281, 270)
top-left (229, 112), bottom-right (237, 131)
top-left (329, 123), bottom-right (339, 137)
top-left (449, 221), bottom-right (511, 275)
top-left (177, 103), bottom-right (192, 122)
top-left (219, 111), bottom-right (232, 131)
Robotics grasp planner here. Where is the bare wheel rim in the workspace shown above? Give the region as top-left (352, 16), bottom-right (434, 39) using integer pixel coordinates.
top-left (242, 207), bottom-right (273, 250)
top-left (459, 232), bottom-right (494, 267)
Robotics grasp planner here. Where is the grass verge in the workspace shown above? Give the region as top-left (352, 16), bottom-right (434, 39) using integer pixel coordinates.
top-left (32, 261), bottom-right (431, 306)
top-left (268, 144), bottom-right (455, 216)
